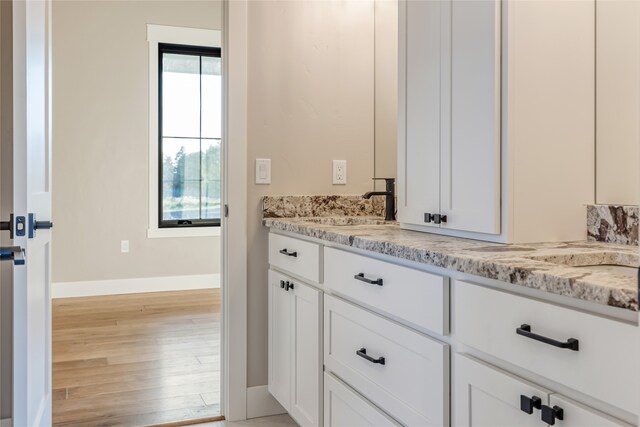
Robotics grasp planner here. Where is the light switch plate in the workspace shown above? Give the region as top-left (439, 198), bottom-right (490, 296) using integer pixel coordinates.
top-left (121, 240), bottom-right (129, 253)
top-left (333, 160), bottom-right (347, 184)
top-left (255, 159), bottom-right (271, 184)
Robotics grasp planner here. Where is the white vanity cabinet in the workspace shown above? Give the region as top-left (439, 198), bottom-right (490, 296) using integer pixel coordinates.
top-left (268, 268), bottom-right (323, 427)
top-left (398, 0), bottom-right (595, 243)
top-left (267, 231), bottom-right (638, 427)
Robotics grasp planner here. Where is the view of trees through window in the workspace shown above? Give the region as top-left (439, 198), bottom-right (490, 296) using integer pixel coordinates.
top-left (160, 44), bottom-right (221, 226)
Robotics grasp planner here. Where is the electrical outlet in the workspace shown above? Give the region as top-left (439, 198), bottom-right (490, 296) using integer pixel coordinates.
top-left (121, 240), bottom-right (129, 253)
top-left (333, 160), bottom-right (347, 185)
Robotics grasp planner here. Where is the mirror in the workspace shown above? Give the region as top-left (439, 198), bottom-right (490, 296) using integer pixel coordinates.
top-left (375, 0), bottom-right (640, 205)
top-left (373, 0), bottom-right (398, 189)
top-left (595, 0), bottom-right (640, 206)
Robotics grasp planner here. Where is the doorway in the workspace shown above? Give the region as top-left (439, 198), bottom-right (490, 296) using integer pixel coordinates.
top-left (1, 1), bottom-right (253, 425)
top-left (49, 1), bottom-right (224, 425)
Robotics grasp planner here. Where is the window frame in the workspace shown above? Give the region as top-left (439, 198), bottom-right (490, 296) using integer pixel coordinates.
top-left (157, 42), bottom-right (222, 229)
top-left (146, 24), bottom-right (221, 239)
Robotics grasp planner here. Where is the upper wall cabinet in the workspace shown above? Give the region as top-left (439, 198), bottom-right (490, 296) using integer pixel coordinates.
top-left (398, 0), bottom-right (595, 243)
top-left (398, 0), bottom-right (501, 235)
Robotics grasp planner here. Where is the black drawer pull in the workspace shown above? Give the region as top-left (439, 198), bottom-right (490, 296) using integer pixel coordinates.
top-left (516, 324), bottom-right (579, 351)
top-left (356, 348), bottom-right (385, 365)
top-left (520, 395), bottom-right (542, 415)
top-left (354, 273), bottom-right (383, 286)
top-left (279, 249), bottom-right (298, 257)
top-left (541, 405), bottom-right (564, 425)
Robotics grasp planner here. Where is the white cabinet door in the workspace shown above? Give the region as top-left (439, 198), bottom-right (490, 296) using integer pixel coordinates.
top-left (398, 0), bottom-right (501, 234)
top-left (454, 354), bottom-right (551, 427)
top-left (547, 395), bottom-right (633, 427)
top-left (290, 281), bottom-right (323, 426)
top-left (268, 270), bottom-right (292, 411)
top-left (324, 373), bottom-right (399, 427)
top-left (397, 0), bottom-right (442, 228)
top-left (440, 0), bottom-right (501, 234)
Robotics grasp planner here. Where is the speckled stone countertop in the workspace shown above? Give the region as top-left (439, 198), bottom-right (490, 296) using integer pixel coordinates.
top-left (264, 217), bottom-right (639, 311)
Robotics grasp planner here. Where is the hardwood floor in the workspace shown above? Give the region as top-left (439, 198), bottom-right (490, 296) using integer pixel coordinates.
top-left (52, 289), bottom-right (221, 427)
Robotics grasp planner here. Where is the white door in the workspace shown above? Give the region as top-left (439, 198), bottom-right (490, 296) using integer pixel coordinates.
top-left (290, 281), bottom-right (322, 427)
top-left (397, 0), bottom-right (441, 228)
top-left (454, 354), bottom-right (551, 427)
top-left (268, 269), bottom-right (291, 411)
top-left (546, 395), bottom-right (633, 427)
top-left (440, 0), bottom-right (501, 235)
top-left (11, 0), bottom-right (53, 425)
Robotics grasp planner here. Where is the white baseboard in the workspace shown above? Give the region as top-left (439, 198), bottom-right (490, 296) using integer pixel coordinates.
top-left (1, 418), bottom-right (11, 427)
top-left (246, 385), bottom-right (286, 419)
top-left (52, 273), bottom-right (220, 299)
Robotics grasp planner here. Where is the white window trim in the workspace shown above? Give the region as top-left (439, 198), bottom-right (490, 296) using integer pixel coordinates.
top-left (147, 24), bottom-right (222, 239)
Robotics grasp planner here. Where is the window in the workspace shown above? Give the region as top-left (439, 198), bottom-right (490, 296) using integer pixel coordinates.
top-left (158, 43), bottom-right (221, 228)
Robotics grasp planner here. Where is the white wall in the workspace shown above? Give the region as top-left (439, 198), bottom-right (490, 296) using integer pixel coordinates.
top-left (51, 1), bottom-right (223, 285)
top-left (246, 0), bottom-right (377, 386)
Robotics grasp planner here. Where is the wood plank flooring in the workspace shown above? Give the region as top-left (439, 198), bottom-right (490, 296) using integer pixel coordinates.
top-left (52, 289), bottom-right (221, 427)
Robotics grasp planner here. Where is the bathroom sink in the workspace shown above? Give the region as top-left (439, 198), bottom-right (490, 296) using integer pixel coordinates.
top-left (572, 264), bottom-right (637, 278)
top-left (299, 217), bottom-right (396, 226)
top-left (525, 251), bottom-right (639, 278)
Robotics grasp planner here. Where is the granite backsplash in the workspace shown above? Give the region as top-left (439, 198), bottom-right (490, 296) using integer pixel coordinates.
top-left (262, 195), bottom-right (385, 219)
top-left (587, 205), bottom-right (639, 246)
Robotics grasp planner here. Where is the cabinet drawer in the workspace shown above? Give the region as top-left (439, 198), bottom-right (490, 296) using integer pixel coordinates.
top-left (324, 295), bottom-right (449, 427)
top-left (324, 247), bottom-right (448, 335)
top-left (269, 233), bottom-right (320, 283)
top-left (324, 373), bottom-right (398, 427)
top-left (455, 281), bottom-right (639, 414)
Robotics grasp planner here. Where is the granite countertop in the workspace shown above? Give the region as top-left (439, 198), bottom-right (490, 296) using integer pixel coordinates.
top-left (264, 216), bottom-right (639, 312)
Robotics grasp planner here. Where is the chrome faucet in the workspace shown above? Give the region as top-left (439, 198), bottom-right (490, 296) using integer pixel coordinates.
top-left (363, 178), bottom-right (396, 221)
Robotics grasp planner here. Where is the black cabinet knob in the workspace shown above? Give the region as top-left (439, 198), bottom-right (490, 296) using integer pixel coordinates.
top-left (280, 280), bottom-right (286, 289)
top-left (424, 213), bottom-right (434, 223)
top-left (285, 281), bottom-right (294, 291)
top-left (520, 395), bottom-right (542, 415)
top-left (541, 405), bottom-right (564, 425)
top-left (432, 214), bottom-right (447, 224)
